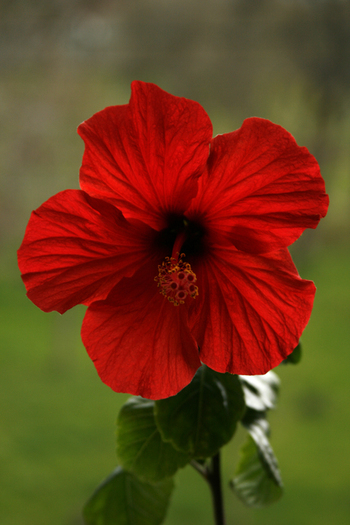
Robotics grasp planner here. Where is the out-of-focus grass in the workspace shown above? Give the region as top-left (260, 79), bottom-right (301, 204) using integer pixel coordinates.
top-left (1, 240), bottom-right (349, 525)
top-left (0, 258), bottom-right (129, 525)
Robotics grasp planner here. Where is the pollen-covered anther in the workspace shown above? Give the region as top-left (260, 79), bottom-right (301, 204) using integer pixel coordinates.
top-left (154, 254), bottom-right (198, 306)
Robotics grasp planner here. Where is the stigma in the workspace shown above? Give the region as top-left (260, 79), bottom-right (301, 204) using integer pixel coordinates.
top-left (155, 253), bottom-right (198, 306)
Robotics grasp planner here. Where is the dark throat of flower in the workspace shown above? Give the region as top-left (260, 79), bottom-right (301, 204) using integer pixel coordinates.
top-left (154, 230), bottom-right (199, 306)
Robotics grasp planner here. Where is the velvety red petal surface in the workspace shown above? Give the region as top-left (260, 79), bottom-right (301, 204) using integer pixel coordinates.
top-left (82, 263), bottom-right (201, 399)
top-left (188, 118), bottom-right (329, 253)
top-left (18, 190), bottom-right (154, 314)
top-left (78, 81), bottom-right (213, 230)
top-left (188, 247), bottom-right (316, 375)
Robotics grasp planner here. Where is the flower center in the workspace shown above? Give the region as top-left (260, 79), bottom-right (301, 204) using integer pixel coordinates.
top-left (155, 253), bottom-right (198, 306)
top-left (154, 217), bottom-right (205, 306)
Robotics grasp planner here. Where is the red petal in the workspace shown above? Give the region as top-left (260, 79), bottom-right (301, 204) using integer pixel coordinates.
top-left (82, 263), bottom-right (201, 399)
top-left (189, 247), bottom-right (316, 375)
top-left (78, 81), bottom-right (213, 230)
top-left (18, 190), bottom-right (154, 314)
top-left (188, 118), bottom-right (329, 253)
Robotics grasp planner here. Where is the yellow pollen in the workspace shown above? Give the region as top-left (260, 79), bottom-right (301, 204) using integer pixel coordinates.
top-left (154, 253), bottom-right (198, 306)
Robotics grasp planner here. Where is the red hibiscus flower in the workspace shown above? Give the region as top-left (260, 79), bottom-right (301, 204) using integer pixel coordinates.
top-left (17, 81), bottom-right (329, 400)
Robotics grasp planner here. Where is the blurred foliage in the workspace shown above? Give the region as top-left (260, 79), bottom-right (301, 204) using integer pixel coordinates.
top-left (1, 0), bottom-right (350, 524)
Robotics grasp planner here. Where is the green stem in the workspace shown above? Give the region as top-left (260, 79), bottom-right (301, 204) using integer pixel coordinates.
top-left (208, 453), bottom-right (226, 525)
top-left (192, 453), bottom-right (226, 525)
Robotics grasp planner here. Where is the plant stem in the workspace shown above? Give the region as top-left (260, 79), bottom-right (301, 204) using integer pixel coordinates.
top-left (208, 452), bottom-right (226, 525)
top-left (190, 460), bottom-right (209, 480)
top-left (192, 453), bottom-right (226, 525)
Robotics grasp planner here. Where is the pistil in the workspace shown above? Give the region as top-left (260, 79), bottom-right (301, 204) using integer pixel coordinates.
top-left (171, 230), bottom-right (187, 260)
top-left (155, 230), bottom-right (198, 306)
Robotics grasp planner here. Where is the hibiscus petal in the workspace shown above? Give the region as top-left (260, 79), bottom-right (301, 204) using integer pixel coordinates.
top-left (78, 81), bottom-right (213, 230)
top-left (188, 118), bottom-right (329, 253)
top-left (18, 190), bottom-right (154, 314)
top-left (82, 263), bottom-right (201, 400)
top-left (188, 247), bottom-right (316, 375)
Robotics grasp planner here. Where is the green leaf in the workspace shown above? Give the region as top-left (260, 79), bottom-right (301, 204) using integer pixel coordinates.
top-left (282, 342), bottom-right (302, 364)
top-left (239, 371), bottom-right (280, 412)
top-left (116, 397), bottom-right (190, 482)
top-left (83, 466), bottom-right (174, 525)
top-left (154, 365), bottom-right (245, 459)
top-left (230, 436), bottom-right (283, 509)
top-left (242, 413), bottom-right (283, 487)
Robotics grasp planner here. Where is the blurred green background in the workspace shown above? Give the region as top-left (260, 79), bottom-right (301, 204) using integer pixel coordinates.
top-left (1, 0), bottom-right (349, 524)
